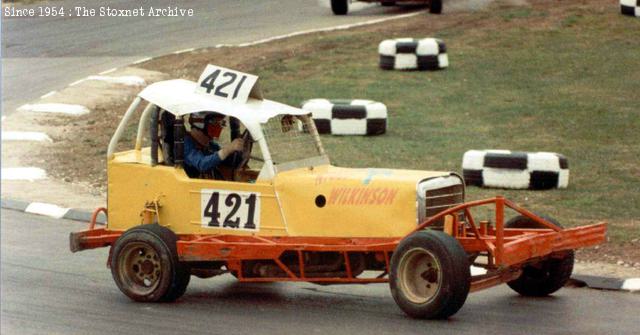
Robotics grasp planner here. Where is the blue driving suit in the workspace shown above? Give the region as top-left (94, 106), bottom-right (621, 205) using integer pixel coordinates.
top-left (184, 135), bottom-right (223, 173)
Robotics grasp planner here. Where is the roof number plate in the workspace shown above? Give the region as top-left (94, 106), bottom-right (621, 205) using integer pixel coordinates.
top-left (195, 64), bottom-right (259, 104)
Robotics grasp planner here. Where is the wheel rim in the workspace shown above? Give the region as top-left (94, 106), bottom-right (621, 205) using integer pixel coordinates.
top-left (397, 247), bottom-right (442, 304)
top-left (117, 242), bottom-right (162, 296)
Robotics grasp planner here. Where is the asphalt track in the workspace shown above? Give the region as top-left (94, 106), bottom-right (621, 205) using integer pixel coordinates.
top-left (1, 0), bottom-right (417, 116)
top-left (2, 210), bottom-right (639, 335)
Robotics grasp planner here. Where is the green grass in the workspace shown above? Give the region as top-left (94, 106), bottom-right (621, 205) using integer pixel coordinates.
top-left (249, 4), bottom-right (639, 242)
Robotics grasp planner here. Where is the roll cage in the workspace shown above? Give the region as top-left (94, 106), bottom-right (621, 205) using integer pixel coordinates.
top-left (107, 79), bottom-right (327, 181)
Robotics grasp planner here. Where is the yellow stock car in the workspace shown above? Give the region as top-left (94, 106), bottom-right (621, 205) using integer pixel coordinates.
top-left (71, 65), bottom-right (605, 319)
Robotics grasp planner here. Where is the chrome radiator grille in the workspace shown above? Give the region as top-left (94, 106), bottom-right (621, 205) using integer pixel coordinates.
top-left (418, 175), bottom-right (465, 226)
top-left (425, 184), bottom-right (464, 221)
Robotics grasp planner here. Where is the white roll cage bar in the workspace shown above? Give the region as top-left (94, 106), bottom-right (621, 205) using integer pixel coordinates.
top-left (107, 89), bottom-right (326, 181)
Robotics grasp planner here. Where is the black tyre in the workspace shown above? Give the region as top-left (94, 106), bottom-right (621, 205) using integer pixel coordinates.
top-left (390, 230), bottom-right (470, 319)
top-left (429, 0), bottom-right (443, 14)
top-left (381, 1), bottom-right (396, 6)
top-left (331, 0), bottom-right (348, 15)
top-left (110, 224), bottom-right (190, 302)
top-left (506, 215), bottom-right (574, 297)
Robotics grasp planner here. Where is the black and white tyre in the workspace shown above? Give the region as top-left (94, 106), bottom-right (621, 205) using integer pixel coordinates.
top-left (331, 0), bottom-right (349, 15)
top-left (506, 215), bottom-right (575, 297)
top-left (110, 224), bottom-right (190, 302)
top-left (379, 38), bottom-right (448, 71)
top-left (620, 0), bottom-right (640, 17)
top-left (301, 99), bottom-right (388, 135)
top-left (390, 230), bottom-right (470, 319)
top-left (462, 150), bottom-right (569, 190)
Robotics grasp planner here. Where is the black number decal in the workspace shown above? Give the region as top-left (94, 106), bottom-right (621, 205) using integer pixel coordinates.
top-left (203, 192), bottom-right (258, 230)
top-left (200, 70), bottom-right (250, 100)
top-left (204, 192), bottom-right (221, 227)
top-left (223, 193), bottom-right (241, 228)
top-left (244, 194), bottom-right (257, 229)
top-left (232, 75), bottom-right (248, 99)
top-left (214, 72), bottom-right (237, 98)
top-left (200, 70), bottom-right (221, 94)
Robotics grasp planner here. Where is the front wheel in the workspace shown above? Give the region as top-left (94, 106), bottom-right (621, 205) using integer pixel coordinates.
top-left (331, 0), bottom-right (349, 15)
top-left (110, 224), bottom-right (190, 302)
top-left (429, 0), bottom-right (443, 14)
top-left (390, 230), bottom-right (470, 319)
top-left (506, 215), bottom-right (574, 296)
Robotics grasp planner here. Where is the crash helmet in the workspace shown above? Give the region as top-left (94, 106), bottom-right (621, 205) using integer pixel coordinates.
top-left (184, 112), bottom-right (226, 138)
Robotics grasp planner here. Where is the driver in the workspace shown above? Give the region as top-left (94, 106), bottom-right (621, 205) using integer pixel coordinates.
top-left (183, 112), bottom-right (244, 179)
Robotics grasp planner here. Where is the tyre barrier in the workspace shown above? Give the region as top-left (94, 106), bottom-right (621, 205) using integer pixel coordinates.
top-left (378, 38), bottom-right (448, 71)
top-left (621, 0), bottom-right (640, 17)
top-left (462, 150), bottom-right (569, 190)
top-left (301, 99), bottom-right (387, 135)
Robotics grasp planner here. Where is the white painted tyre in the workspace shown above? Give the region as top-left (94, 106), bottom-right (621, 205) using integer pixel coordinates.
top-left (462, 150), bottom-right (569, 189)
top-left (301, 99), bottom-right (387, 135)
top-left (378, 38), bottom-right (448, 71)
top-left (620, 0), bottom-right (640, 17)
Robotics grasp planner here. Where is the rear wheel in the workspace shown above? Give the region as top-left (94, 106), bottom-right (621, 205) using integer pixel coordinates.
top-left (111, 224), bottom-right (190, 302)
top-left (506, 215), bottom-right (574, 296)
top-left (331, 0), bottom-right (349, 15)
top-left (429, 0), bottom-right (443, 14)
top-left (390, 230), bottom-right (470, 319)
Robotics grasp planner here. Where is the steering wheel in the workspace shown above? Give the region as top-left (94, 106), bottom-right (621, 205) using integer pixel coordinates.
top-left (237, 130), bottom-right (253, 170)
top-left (222, 130), bottom-right (253, 178)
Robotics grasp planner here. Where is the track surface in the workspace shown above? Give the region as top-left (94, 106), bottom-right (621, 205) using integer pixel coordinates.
top-left (1, 0), bottom-right (417, 115)
top-left (2, 210), bottom-right (639, 335)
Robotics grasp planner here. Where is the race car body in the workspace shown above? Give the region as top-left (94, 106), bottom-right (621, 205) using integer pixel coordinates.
top-left (70, 65), bottom-right (606, 319)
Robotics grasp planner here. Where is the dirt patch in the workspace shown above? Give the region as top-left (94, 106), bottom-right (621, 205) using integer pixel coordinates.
top-left (574, 258), bottom-right (640, 279)
top-left (26, 99), bottom-right (139, 194)
top-left (577, 239), bottom-right (640, 271)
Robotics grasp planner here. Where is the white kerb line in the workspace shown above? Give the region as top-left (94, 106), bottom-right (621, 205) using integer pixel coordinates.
top-left (25, 202), bottom-right (70, 219)
top-left (86, 75), bottom-right (146, 86)
top-left (1, 167), bottom-right (47, 181)
top-left (40, 91), bottom-right (57, 99)
top-left (99, 67), bottom-right (118, 75)
top-left (621, 278), bottom-right (640, 291)
top-left (69, 78), bottom-right (86, 87)
top-left (2, 131), bottom-right (53, 142)
top-left (132, 57), bottom-right (152, 64)
top-left (17, 103), bottom-right (90, 116)
top-left (173, 48), bottom-right (195, 54)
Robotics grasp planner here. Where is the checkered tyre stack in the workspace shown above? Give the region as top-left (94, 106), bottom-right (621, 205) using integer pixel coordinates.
top-left (462, 150), bottom-right (569, 190)
top-left (301, 99), bottom-right (387, 135)
top-left (621, 0), bottom-right (640, 16)
top-left (378, 38), bottom-right (448, 71)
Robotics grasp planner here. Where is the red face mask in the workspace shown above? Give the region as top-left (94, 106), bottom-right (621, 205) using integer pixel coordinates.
top-left (206, 118), bottom-right (226, 138)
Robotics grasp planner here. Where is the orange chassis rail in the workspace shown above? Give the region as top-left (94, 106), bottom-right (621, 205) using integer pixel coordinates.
top-left (70, 197), bottom-right (606, 293)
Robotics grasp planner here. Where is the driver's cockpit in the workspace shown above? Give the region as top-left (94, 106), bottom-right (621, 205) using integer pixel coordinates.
top-left (151, 109), bottom-right (261, 183)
